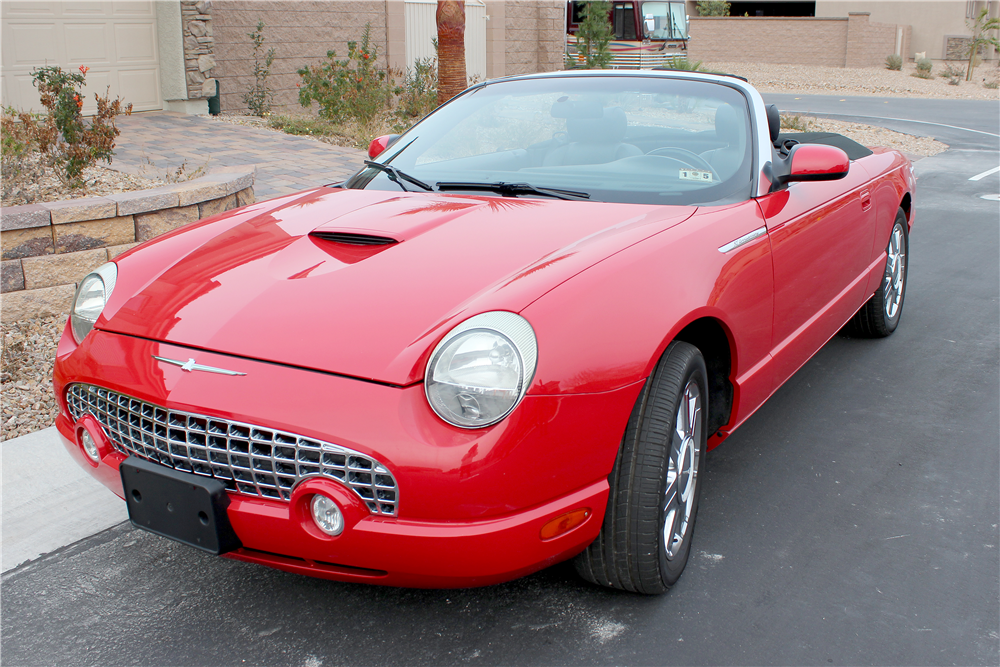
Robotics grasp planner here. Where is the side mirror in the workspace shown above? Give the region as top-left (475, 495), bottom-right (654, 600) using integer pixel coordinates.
top-left (368, 134), bottom-right (401, 159)
top-left (772, 144), bottom-right (849, 188)
top-left (645, 16), bottom-right (655, 33)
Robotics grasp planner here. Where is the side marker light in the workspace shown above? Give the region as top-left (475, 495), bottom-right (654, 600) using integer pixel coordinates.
top-left (540, 508), bottom-right (591, 541)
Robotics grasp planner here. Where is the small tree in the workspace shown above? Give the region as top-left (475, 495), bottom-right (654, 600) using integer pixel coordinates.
top-left (243, 20), bottom-right (276, 117)
top-left (577, 1), bottom-right (613, 69)
top-left (697, 1), bottom-right (731, 17)
top-left (965, 7), bottom-right (1000, 82)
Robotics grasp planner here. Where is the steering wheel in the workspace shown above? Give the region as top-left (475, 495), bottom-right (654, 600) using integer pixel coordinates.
top-left (646, 147), bottom-right (720, 181)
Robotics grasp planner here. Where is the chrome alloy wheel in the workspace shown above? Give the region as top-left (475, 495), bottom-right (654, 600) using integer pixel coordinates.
top-left (663, 378), bottom-right (703, 560)
top-left (883, 223), bottom-right (906, 320)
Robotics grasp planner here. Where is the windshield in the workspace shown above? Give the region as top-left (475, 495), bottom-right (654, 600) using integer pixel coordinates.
top-left (347, 76), bottom-right (753, 206)
top-left (641, 2), bottom-right (688, 40)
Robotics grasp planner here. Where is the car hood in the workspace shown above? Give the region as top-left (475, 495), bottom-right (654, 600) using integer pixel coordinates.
top-left (104, 188), bottom-right (695, 385)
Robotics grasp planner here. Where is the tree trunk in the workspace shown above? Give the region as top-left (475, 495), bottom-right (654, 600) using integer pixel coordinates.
top-left (436, 0), bottom-right (466, 106)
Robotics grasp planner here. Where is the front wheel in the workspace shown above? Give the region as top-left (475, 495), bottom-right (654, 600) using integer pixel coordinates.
top-left (848, 208), bottom-right (909, 337)
top-left (575, 341), bottom-right (708, 594)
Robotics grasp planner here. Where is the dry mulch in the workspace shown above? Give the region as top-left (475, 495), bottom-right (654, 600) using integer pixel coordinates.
top-left (1, 153), bottom-right (164, 208)
top-left (1, 316), bottom-right (63, 441)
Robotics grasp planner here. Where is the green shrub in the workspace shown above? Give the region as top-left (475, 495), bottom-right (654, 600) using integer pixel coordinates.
top-left (395, 57), bottom-right (438, 120)
top-left (885, 54), bottom-right (902, 71)
top-left (912, 57), bottom-right (933, 79)
top-left (242, 20), bottom-right (276, 117)
top-left (697, 0), bottom-right (730, 16)
top-left (780, 114), bottom-right (810, 131)
top-left (297, 23), bottom-right (393, 132)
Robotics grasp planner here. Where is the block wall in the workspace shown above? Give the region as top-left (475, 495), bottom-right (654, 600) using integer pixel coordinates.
top-left (687, 17), bottom-right (850, 67)
top-left (211, 0), bottom-right (388, 114)
top-left (688, 14), bottom-right (906, 68)
top-left (502, 0), bottom-right (566, 76)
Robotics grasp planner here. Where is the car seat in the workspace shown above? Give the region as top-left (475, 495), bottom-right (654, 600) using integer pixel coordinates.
top-left (699, 103), bottom-right (745, 179)
top-left (543, 107), bottom-right (643, 166)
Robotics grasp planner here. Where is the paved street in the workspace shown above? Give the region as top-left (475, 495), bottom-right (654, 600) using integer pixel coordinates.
top-left (2, 97), bottom-right (997, 666)
top-left (110, 112), bottom-right (367, 201)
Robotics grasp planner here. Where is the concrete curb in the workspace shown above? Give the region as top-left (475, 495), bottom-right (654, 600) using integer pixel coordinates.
top-left (1, 426), bottom-right (127, 572)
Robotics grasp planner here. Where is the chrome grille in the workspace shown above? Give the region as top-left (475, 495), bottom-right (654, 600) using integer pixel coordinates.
top-left (66, 383), bottom-right (398, 515)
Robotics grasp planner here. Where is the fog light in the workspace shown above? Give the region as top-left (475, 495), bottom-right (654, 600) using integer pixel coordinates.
top-left (80, 429), bottom-right (100, 463)
top-left (310, 494), bottom-right (344, 536)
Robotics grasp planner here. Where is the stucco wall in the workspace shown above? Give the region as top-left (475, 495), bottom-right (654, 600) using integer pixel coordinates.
top-left (816, 0), bottom-right (998, 61)
top-left (211, 0), bottom-right (388, 114)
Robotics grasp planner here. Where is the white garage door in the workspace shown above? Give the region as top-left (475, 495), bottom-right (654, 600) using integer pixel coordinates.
top-left (1, 1), bottom-right (162, 114)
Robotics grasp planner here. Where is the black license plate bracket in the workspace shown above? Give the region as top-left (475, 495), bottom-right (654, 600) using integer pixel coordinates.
top-left (120, 456), bottom-right (242, 555)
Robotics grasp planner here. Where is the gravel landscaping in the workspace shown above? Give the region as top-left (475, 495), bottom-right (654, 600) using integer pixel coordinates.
top-left (1, 316), bottom-right (62, 440)
top-left (709, 61), bottom-right (1000, 100)
top-left (1, 155), bottom-right (164, 208)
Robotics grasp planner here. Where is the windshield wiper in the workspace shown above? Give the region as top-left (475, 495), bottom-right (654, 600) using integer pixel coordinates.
top-left (435, 181), bottom-right (590, 201)
top-left (363, 160), bottom-right (432, 192)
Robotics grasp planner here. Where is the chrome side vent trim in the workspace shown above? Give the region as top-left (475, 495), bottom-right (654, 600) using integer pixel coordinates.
top-left (719, 226), bottom-right (766, 254)
top-left (310, 231), bottom-right (398, 246)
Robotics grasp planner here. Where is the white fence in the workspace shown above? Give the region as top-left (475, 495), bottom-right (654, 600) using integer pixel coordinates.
top-left (404, 0), bottom-right (487, 83)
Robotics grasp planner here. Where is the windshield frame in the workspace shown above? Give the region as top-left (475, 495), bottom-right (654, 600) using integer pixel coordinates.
top-left (351, 71), bottom-right (768, 205)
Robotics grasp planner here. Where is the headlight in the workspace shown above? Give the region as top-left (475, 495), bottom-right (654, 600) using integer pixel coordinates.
top-left (425, 312), bottom-right (538, 428)
top-left (71, 262), bottom-right (117, 344)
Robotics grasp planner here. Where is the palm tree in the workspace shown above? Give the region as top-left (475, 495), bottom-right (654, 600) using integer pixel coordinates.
top-left (965, 7), bottom-right (1000, 82)
top-left (436, 1), bottom-right (466, 105)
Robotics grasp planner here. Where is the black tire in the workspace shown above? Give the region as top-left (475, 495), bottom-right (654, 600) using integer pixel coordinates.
top-left (575, 341), bottom-right (708, 594)
top-left (847, 208), bottom-right (909, 338)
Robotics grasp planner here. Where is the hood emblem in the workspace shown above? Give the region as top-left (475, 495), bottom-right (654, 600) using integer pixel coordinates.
top-left (152, 356), bottom-right (246, 376)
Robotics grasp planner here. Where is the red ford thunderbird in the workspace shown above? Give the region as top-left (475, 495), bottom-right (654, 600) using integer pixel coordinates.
top-left (54, 70), bottom-right (913, 593)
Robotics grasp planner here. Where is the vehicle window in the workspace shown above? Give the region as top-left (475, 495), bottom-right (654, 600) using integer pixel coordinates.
top-left (642, 2), bottom-right (689, 39)
top-left (613, 3), bottom-right (637, 40)
top-left (352, 76), bottom-right (754, 206)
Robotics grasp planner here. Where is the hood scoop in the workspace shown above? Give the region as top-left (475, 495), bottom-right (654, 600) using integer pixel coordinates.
top-left (310, 231), bottom-right (399, 246)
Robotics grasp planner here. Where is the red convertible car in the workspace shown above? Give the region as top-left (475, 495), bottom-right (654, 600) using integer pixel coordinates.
top-left (54, 70), bottom-right (913, 594)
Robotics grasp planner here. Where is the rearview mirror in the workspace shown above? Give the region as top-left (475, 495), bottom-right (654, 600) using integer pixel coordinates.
top-left (368, 134), bottom-right (400, 159)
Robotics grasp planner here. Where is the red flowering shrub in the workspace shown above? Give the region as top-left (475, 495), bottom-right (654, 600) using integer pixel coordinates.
top-left (20, 65), bottom-right (132, 184)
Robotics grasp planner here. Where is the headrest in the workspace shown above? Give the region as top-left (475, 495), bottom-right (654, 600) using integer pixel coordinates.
top-left (766, 104), bottom-right (780, 142)
top-left (714, 103), bottom-right (740, 146)
top-left (567, 107), bottom-right (628, 144)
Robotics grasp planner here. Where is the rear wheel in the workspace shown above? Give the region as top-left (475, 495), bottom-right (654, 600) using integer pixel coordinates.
top-left (575, 341), bottom-right (708, 594)
top-left (848, 208), bottom-right (909, 338)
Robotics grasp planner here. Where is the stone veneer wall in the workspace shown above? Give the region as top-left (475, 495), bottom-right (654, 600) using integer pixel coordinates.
top-left (688, 13), bottom-right (908, 68)
top-left (211, 0), bottom-right (388, 114)
top-left (0, 169), bottom-right (255, 323)
top-left (182, 0), bottom-right (219, 100)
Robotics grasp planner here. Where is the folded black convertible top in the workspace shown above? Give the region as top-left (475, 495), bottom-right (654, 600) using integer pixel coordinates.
top-left (774, 131), bottom-right (874, 161)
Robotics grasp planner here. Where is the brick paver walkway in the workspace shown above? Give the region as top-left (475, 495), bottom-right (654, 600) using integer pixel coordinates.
top-left (111, 112), bottom-right (367, 201)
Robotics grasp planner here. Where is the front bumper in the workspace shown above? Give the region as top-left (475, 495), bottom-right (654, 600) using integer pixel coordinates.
top-left (54, 326), bottom-right (641, 588)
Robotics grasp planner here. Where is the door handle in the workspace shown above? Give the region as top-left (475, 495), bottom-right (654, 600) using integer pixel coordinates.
top-left (860, 189), bottom-right (872, 211)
